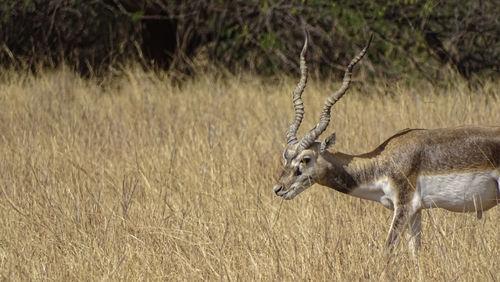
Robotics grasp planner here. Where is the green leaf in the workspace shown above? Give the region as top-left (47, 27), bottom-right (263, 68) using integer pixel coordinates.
top-left (130, 10), bottom-right (144, 23)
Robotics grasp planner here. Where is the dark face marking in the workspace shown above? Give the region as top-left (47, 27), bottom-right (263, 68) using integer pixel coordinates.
top-left (273, 144), bottom-right (323, 200)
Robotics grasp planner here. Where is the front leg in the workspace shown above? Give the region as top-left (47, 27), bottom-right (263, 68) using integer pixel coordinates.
top-left (408, 209), bottom-right (422, 258)
top-left (385, 177), bottom-right (416, 252)
top-left (386, 205), bottom-right (408, 249)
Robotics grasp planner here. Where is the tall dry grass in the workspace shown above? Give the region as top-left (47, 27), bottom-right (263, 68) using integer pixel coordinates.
top-left (0, 67), bottom-right (498, 280)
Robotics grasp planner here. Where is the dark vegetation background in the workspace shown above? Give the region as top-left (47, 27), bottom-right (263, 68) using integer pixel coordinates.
top-left (1, 0), bottom-right (499, 81)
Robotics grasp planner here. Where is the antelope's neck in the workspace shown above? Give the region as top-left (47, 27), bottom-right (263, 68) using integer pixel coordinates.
top-left (318, 151), bottom-right (382, 194)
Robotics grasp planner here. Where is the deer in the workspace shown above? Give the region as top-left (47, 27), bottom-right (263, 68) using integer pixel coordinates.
top-left (272, 34), bottom-right (500, 256)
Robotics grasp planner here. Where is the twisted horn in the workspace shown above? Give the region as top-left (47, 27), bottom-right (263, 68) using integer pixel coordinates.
top-left (299, 34), bottom-right (373, 150)
top-left (286, 35), bottom-right (308, 145)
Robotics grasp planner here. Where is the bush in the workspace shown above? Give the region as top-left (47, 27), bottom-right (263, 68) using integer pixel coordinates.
top-left (1, 0), bottom-right (498, 80)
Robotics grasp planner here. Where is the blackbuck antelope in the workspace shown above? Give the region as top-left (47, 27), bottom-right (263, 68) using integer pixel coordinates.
top-left (273, 35), bottom-right (500, 254)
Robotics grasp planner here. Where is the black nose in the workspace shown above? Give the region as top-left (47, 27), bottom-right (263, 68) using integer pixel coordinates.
top-left (273, 185), bottom-right (282, 195)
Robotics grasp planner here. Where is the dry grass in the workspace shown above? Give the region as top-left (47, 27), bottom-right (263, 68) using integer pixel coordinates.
top-left (0, 67), bottom-right (498, 280)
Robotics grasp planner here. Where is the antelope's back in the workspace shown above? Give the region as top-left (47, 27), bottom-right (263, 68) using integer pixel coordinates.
top-left (413, 126), bottom-right (500, 172)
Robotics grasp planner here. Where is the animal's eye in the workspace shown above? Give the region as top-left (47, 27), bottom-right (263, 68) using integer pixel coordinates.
top-left (302, 157), bottom-right (311, 164)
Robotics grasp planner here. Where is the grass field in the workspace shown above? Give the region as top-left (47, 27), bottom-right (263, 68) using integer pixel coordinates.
top-left (0, 67), bottom-right (498, 280)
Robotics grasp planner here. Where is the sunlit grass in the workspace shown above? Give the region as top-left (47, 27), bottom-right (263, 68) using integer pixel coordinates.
top-left (0, 67), bottom-right (498, 280)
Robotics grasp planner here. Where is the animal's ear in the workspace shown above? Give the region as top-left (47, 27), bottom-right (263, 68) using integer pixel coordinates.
top-left (320, 132), bottom-right (336, 152)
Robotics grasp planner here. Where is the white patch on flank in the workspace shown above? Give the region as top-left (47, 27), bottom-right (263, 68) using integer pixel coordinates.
top-left (350, 177), bottom-right (397, 210)
top-left (415, 170), bottom-right (500, 212)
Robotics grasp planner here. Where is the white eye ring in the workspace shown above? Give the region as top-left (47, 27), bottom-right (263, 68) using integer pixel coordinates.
top-left (302, 157), bottom-right (311, 164)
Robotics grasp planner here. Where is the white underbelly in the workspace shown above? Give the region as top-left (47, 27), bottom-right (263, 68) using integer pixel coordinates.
top-left (349, 177), bottom-right (396, 210)
top-left (416, 170), bottom-right (500, 212)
